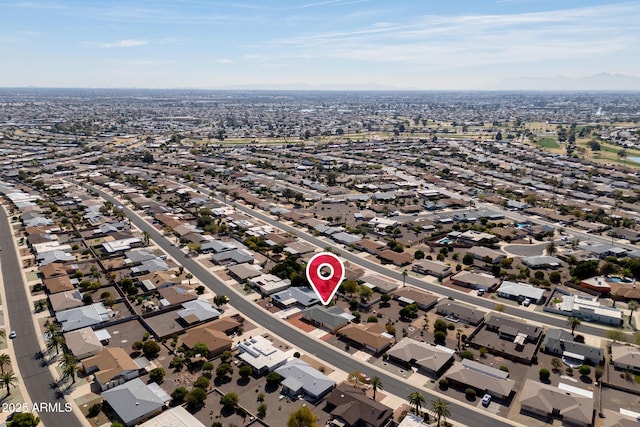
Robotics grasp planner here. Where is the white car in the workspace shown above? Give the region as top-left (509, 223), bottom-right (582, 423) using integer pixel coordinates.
top-left (9, 331), bottom-right (16, 339)
top-left (482, 394), bottom-right (492, 406)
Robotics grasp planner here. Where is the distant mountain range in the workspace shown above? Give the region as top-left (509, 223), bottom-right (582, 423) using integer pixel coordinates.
top-left (490, 73), bottom-right (640, 91)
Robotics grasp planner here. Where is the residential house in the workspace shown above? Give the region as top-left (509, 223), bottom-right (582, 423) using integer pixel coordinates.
top-left (83, 347), bottom-right (140, 391)
top-left (101, 378), bottom-right (164, 426)
top-left (325, 384), bottom-right (394, 427)
top-left (484, 314), bottom-right (543, 344)
top-left (435, 301), bottom-right (486, 325)
top-left (387, 337), bottom-right (454, 378)
top-left (556, 294), bottom-right (622, 326)
top-left (450, 271), bottom-right (500, 291)
top-left (177, 300), bottom-right (221, 325)
top-left (541, 329), bottom-right (604, 365)
top-left (521, 256), bottom-right (562, 269)
top-left (179, 322), bottom-right (235, 358)
top-left (275, 359), bottom-right (336, 402)
top-left (138, 406), bottom-right (206, 427)
top-left (211, 248), bottom-right (254, 265)
top-left (393, 287), bottom-right (439, 311)
top-left (63, 327), bottom-right (104, 360)
top-left (43, 275), bottom-right (76, 294)
top-left (271, 287), bottom-right (319, 309)
top-left (49, 289), bottom-right (85, 312)
top-left (611, 345), bottom-right (640, 373)
top-left (466, 246), bottom-right (505, 264)
top-left (496, 281), bottom-right (545, 305)
top-left (227, 263), bottom-right (262, 283)
top-left (360, 274), bottom-right (400, 294)
top-left (337, 323), bottom-right (394, 355)
top-left (445, 360), bottom-right (516, 400)
top-left (237, 336), bottom-right (290, 374)
top-left (56, 303), bottom-right (111, 332)
top-left (376, 250), bottom-right (413, 266)
top-left (411, 259), bottom-right (452, 278)
top-left (518, 379), bottom-right (594, 427)
top-left (301, 306), bottom-right (354, 333)
top-left (248, 273), bottom-right (291, 296)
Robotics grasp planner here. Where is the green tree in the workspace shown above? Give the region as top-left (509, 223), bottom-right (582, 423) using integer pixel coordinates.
top-left (266, 371), bottom-right (282, 385)
top-left (370, 376), bottom-right (382, 400)
top-left (257, 402), bottom-right (267, 418)
top-left (185, 387), bottom-right (207, 410)
top-left (551, 357), bottom-right (562, 372)
top-left (216, 363), bottom-right (233, 379)
top-left (60, 353), bottom-right (78, 384)
top-left (142, 340), bottom-right (161, 358)
top-left (462, 253), bottom-right (474, 265)
top-left (567, 317), bottom-right (581, 336)
top-left (539, 368), bottom-right (550, 382)
top-left (287, 405), bottom-right (319, 427)
top-left (170, 387), bottom-right (188, 405)
top-left (239, 365), bottom-right (253, 379)
top-left (408, 391), bottom-right (426, 415)
top-left (629, 300), bottom-right (638, 319)
top-left (546, 242), bottom-right (557, 256)
top-left (7, 412), bottom-right (40, 426)
top-left (194, 376), bottom-right (210, 390)
top-left (579, 365), bottom-right (591, 376)
top-left (220, 392), bottom-right (239, 410)
top-left (0, 371), bottom-right (18, 395)
top-left (432, 398), bottom-right (450, 426)
top-left (149, 367), bottom-right (165, 383)
top-left (0, 354), bottom-right (11, 374)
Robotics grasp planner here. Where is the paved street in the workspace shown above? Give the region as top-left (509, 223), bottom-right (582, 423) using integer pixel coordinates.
top-left (85, 183), bottom-right (524, 427)
top-left (0, 207), bottom-right (84, 427)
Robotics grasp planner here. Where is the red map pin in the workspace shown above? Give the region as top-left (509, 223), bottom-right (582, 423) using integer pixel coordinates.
top-left (306, 252), bottom-right (345, 305)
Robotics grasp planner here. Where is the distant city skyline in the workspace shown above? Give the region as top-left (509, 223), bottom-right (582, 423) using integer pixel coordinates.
top-left (1, 0), bottom-right (639, 90)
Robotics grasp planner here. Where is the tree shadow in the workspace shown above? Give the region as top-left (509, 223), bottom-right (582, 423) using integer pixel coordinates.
top-left (236, 377), bottom-right (251, 387)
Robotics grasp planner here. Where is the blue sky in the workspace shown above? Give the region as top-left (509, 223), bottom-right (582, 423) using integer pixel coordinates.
top-left (0, 0), bottom-right (639, 89)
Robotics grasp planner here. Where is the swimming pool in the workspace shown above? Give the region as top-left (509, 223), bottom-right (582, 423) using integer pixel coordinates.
top-left (438, 238), bottom-right (452, 245)
top-left (607, 276), bottom-right (634, 284)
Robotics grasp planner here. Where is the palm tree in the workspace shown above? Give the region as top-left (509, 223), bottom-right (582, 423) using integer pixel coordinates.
top-left (185, 273), bottom-right (193, 285)
top-left (0, 354), bottom-right (10, 374)
top-left (408, 391), bottom-right (426, 415)
top-left (628, 300), bottom-right (638, 324)
top-left (0, 371), bottom-right (17, 395)
top-left (60, 353), bottom-right (78, 384)
top-left (370, 377), bottom-right (382, 401)
top-left (431, 398), bottom-right (451, 427)
top-left (402, 270), bottom-right (408, 287)
top-left (546, 242), bottom-right (557, 256)
top-left (47, 332), bottom-right (65, 355)
top-left (567, 316), bottom-right (581, 336)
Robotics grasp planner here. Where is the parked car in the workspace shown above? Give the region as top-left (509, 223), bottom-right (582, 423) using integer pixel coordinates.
top-left (482, 394), bottom-right (492, 407)
top-left (8, 331), bottom-right (16, 339)
top-left (523, 298), bottom-right (531, 307)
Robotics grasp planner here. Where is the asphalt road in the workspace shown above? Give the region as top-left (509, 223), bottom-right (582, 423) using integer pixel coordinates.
top-left (81, 183), bottom-right (522, 427)
top-left (0, 208), bottom-right (84, 427)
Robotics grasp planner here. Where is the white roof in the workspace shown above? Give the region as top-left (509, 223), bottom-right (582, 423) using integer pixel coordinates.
top-left (139, 407), bottom-right (206, 427)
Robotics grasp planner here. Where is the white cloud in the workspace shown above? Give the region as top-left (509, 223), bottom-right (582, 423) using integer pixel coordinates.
top-left (217, 58), bottom-right (232, 64)
top-left (98, 39), bottom-right (149, 48)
